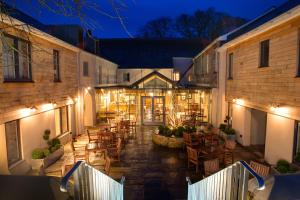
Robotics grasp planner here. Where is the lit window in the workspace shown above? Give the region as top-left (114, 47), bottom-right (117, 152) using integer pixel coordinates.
top-left (173, 72), bottom-right (180, 81)
top-left (188, 75), bottom-right (192, 82)
top-left (60, 106), bottom-right (69, 134)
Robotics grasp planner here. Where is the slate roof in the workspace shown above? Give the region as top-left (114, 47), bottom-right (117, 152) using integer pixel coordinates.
top-left (226, 0), bottom-right (300, 42)
top-left (98, 39), bottom-right (204, 69)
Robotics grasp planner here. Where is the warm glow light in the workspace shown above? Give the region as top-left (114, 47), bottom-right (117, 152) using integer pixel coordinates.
top-left (235, 98), bottom-right (244, 106)
top-left (19, 108), bottom-right (32, 117)
top-left (232, 98), bottom-right (236, 103)
top-left (67, 98), bottom-right (74, 105)
top-left (41, 103), bottom-right (54, 111)
top-left (87, 86), bottom-right (91, 90)
top-left (271, 106), bottom-right (289, 116)
top-left (167, 90), bottom-right (172, 95)
top-left (149, 92), bottom-right (154, 97)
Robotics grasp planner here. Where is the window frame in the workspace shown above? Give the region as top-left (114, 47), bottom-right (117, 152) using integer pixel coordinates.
top-left (296, 29), bottom-right (300, 77)
top-left (227, 52), bottom-right (233, 80)
top-left (5, 120), bottom-right (22, 167)
top-left (83, 61), bottom-right (89, 77)
top-left (2, 33), bottom-right (32, 82)
top-left (259, 39), bottom-right (270, 68)
top-left (53, 49), bottom-right (60, 82)
top-left (123, 72), bottom-right (130, 82)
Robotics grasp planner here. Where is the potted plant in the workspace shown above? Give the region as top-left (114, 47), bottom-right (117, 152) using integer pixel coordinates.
top-left (30, 130), bottom-right (63, 170)
top-left (224, 127), bottom-right (236, 140)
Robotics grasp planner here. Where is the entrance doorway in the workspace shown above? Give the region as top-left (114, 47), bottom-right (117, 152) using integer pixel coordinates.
top-left (250, 109), bottom-right (267, 155)
top-left (141, 96), bottom-right (165, 125)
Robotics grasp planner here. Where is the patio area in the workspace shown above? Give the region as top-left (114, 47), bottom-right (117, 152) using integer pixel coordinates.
top-left (40, 125), bottom-right (264, 200)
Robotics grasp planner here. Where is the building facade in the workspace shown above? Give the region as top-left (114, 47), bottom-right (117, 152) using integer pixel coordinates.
top-left (0, 18), bottom-right (79, 174)
top-left (220, 1), bottom-right (300, 164)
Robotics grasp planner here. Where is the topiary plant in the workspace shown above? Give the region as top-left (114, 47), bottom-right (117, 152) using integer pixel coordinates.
top-left (43, 149), bottom-right (50, 157)
top-left (43, 129), bottom-right (51, 141)
top-left (32, 149), bottom-right (45, 159)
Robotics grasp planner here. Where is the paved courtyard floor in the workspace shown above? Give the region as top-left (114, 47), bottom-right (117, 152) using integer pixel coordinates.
top-left (108, 126), bottom-right (262, 200)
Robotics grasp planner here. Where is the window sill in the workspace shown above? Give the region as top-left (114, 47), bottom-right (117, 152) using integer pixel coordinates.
top-left (54, 79), bottom-right (62, 83)
top-left (3, 79), bottom-right (34, 83)
top-left (258, 66), bottom-right (269, 68)
top-left (227, 77), bottom-right (233, 80)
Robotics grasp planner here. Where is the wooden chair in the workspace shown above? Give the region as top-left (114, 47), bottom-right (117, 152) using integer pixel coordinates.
top-left (224, 151), bottom-right (234, 166)
top-left (225, 140), bottom-right (236, 150)
top-left (183, 133), bottom-right (200, 148)
top-left (250, 161), bottom-right (270, 177)
top-left (204, 158), bottom-right (220, 177)
top-left (71, 139), bottom-right (87, 163)
top-left (187, 146), bottom-right (200, 173)
top-left (87, 129), bottom-right (99, 143)
top-left (107, 138), bottom-right (122, 162)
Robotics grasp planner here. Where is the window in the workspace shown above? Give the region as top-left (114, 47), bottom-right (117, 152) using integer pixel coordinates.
top-left (227, 53), bottom-right (233, 79)
top-left (2, 34), bottom-right (31, 81)
top-left (5, 120), bottom-right (22, 167)
top-left (173, 72), bottom-right (180, 81)
top-left (83, 62), bottom-right (89, 76)
top-left (297, 30), bottom-right (300, 76)
top-left (188, 74), bottom-right (193, 82)
top-left (53, 50), bottom-right (60, 81)
top-left (259, 40), bottom-right (269, 67)
top-left (123, 73), bottom-right (130, 82)
top-left (60, 106), bottom-right (69, 134)
top-left (294, 121), bottom-right (300, 163)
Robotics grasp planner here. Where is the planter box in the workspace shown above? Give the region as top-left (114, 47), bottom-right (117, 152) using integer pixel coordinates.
top-left (30, 147), bottom-right (64, 170)
top-left (220, 130), bottom-right (236, 141)
top-left (152, 134), bottom-right (183, 148)
top-left (271, 164), bottom-right (300, 175)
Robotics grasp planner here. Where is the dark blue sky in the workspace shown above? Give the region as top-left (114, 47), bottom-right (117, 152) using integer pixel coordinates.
top-left (11, 0), bottom-right (287, 38)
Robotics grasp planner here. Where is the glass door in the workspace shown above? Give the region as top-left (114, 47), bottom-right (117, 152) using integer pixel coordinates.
top-left (142, 96), bottom-right (165, 125)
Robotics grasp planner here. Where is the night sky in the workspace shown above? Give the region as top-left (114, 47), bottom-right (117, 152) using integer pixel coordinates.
top-left (10, 0), bottom-right (287, 38)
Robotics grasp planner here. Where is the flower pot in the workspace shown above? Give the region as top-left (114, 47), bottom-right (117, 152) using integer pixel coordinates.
top-left (30, 158), bottom-right (44, 170)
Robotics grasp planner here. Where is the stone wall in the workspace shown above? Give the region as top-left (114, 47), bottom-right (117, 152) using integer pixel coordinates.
top-left (226, 16), bottom-right (300, 120)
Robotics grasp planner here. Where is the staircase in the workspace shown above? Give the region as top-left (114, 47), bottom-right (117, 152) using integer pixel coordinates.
top-left (186, 160), bottom-right (265, 200)
top-left (60, 161), bottom-right (125, 200)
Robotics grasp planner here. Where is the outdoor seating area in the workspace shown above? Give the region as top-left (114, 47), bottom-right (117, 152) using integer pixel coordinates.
top-left (182, 124), bottom-right (272, 180)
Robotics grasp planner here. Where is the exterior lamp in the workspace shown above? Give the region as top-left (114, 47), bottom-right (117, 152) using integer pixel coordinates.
top-left (30, 106), bottom-right (38, 112)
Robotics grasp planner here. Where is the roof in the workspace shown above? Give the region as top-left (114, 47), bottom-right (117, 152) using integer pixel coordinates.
top-left (98, 39), bottom-right (204, 69)
top-left (226, 0), bottom-right (300, 42)
top-left (131, 70), bottom-right (174, 88)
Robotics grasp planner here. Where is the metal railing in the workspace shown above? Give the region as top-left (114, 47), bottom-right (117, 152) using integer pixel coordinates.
top-left (60, 161), bottom-right (125, 200)
top-left (186, 160), bottom-right (265, 200)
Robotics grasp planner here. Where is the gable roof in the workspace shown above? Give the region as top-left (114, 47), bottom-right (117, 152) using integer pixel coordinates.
top-left (131, 71), bottom-right (174, 88)
top-left (226, 0), bottom-right (300, 42)
top-left (98, 38), bottom-right (204, 69)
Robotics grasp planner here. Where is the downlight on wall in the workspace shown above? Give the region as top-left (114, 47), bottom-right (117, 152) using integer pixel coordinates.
top-left (270, 104), bottom-right (289, 116)
top-left (233, 98), bottom-right (245, 106)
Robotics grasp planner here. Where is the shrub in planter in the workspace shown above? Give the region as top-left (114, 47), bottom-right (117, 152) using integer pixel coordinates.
top-left (295, 153), bottom-right (300, 163)
top-left (184, 126), bottom-right (196, 134)
top-left (174, 126), bottom-right (185, 138)
top-left (224, 127), bottom-right (236, 135)
top-left (158, 125), bottom-right (172, 137)
top-left (32, 149), bottom-right (45, 159)
top-left (219, 124), bottom-right (227, 132)
top-left (276, 159), bottom-right (297, 174)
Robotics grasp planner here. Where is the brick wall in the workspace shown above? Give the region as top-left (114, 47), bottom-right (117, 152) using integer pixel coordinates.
top-left (0, 25), bottom-right (78, 123)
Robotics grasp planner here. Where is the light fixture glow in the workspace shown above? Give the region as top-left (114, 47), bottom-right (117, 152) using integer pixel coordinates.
top-left (149, 92), bottom-right (154, 97)
top-left (41, 103), bottom-right (54, 111)
top-left (87, 86), bottom-right (91, 90)
top-left (167, 90), bottom-right (172, 95)
top-left (235, 98), bottom-right (244, 106)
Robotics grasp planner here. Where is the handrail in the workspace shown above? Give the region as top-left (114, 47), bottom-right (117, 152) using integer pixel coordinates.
top-left (60, 160), bottom-right (83, 192)
top-left (239, 160), bottom-right (265, 190)
top-left (120, 176), bottom-right (126, 185)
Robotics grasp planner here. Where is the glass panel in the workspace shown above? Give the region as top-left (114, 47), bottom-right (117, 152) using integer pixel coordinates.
top-left (53, 50), bottom-right (60, 81)
top-left (153, 97), bottom-right (164, 123)
top-left (296, 122), bottom-right (300, 154)
top-left (143, 97), bottom-right (153, 123)
top-left (2, 36), bottom-right (15, 79)
top-left (5, 120), bottom-right (21, 166)
top-left (18, 40), bottom-right (30, 79)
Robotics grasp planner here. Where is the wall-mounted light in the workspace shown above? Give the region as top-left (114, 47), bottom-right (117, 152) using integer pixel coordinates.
top-left (41, 103), bottom-right (54, 111)
top-left (233, 98), bottom-right (244, 106)
top-left (270, 104), bottom-right (289, 116)
top-left (67, 98), bottom-right (74, 105)
top-left (30, 106), bottom-right (38, 112)
top-left (149, 92), bottom-right (154, 97)
top-left (87, 86), bottom-right (91, 90)
top-left (167, 90), bottom-right (172, 95)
